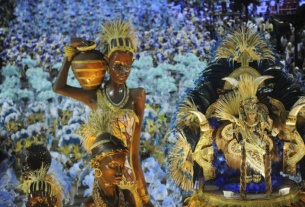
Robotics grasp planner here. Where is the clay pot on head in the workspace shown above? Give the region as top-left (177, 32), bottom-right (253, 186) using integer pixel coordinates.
top-left (71, 44), bottom-right (108, 90)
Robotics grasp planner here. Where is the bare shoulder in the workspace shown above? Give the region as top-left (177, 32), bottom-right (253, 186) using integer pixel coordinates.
top-left (129, 87), bottom-right (146, 100)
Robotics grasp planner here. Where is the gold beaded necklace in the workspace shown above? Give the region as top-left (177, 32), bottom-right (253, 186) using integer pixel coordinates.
top-left (92, 181), bottom-right (124, 207)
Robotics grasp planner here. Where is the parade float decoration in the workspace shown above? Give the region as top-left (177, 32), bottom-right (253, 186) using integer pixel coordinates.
top-left (168, 27), bottom-right (305, 207)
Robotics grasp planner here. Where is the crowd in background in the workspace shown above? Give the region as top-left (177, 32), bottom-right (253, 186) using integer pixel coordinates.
top-left (0, 0), bottom-right (304, 83)
top-left (0, 0), bottom-right (305, 206)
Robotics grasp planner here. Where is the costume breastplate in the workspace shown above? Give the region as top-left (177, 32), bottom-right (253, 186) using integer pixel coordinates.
top-left (96, 89), bottom-right (139, 147)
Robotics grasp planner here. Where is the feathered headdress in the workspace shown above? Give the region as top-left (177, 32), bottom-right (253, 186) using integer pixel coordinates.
top-left (19, 165), bottom-right (63, 207)
top-left (216, 27), bottom-right (275, 66)
top-left (79, 108), bottom-right (138, 153)
top-left (215, 75), bottom-right (273, 121)
top-left (99, 19), bottom-right (138, 58)
top-left (79, 110), bottom-right (113, 153)
top-left (237, 75), bottom-right (273, 105)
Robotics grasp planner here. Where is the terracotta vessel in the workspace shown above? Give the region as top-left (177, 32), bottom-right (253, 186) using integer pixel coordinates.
top-left (71, 49), bottom-right (107, 90)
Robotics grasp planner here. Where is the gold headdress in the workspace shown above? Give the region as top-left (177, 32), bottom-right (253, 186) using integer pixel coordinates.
top-left (215, 75), bottom-right (273, 121)
top-left (216, 27), bottom-right (275, 66)
top-left (19, 165), bottom-right (63, 207)
top-left (99, 19), bottom-right (138, 58)
top-left (79, 109), bottom-right (113, 153)
top-left (89, 132), bottom-right (128, 169)
top-left (237, 75), bottom-right (273, 110)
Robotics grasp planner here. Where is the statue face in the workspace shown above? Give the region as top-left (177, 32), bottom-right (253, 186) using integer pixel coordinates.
top-left (96, 152), bottom-right (127, 187)
top-left (108, 51), bottom-right (133, 84)
top-left (26, 196), bottom-right (54, 207)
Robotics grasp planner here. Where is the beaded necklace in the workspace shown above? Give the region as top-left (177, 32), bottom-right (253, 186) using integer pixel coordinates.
top-left (92, 181), bottom-right (124, 207)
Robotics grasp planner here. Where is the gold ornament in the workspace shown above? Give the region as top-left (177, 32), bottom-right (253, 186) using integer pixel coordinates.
top-left (76, 41), bottom-right (97, 52)
top-left (94, 168), bottom-right (102, 178)
top-left (99, 19), bottom-right (138, 58)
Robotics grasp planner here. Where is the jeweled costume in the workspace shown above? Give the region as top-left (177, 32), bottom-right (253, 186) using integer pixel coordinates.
top-left (168, 27), bottom-right (305, 206)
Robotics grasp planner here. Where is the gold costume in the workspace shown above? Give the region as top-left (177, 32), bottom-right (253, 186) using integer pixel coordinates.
top-left (168, 27), bottom-right (305, 206)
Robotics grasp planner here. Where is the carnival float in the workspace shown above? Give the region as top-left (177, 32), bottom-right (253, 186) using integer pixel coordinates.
top-left (168, 26), bottom-right (305, 207)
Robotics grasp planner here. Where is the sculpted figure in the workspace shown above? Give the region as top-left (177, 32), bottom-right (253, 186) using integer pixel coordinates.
top-left (84, 132), bottom-right (142, 207)
top-left (53, 19), bottom-right (152, 206)
top-left (20, 144), bottom-right (63, 207)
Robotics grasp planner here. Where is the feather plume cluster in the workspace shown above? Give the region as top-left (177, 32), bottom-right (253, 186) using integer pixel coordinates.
top-left (176, 99), bottom-right (200, 132)
top-left (99, 19), bottom-right (138, 56)
top-left (19, 165), bottom-right (63, 207)
top-left (79, 108), bottom-right (138, 153)
top-left (215, 92), bottom-right (241, 122)
top-left (238, 75), bottom-right (273, 102)
top-left (216, 27), bottom-right (275, 64)
top-left (79, 110), bottom-right (112, 152)
top-left (238, 75), bottom-right (259, 102)
top-left (168, 131), bottom-right (194, 191)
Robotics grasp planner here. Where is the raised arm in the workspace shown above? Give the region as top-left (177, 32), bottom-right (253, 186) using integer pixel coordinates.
top-left (52, 40), bottom-right (99, 109)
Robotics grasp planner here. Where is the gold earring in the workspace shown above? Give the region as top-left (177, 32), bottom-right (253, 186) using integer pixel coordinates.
top-left (94, 168), bottom-right (102, 178)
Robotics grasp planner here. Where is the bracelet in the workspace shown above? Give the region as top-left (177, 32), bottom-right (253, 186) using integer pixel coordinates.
top-left (141, 194), bottom-right (150, 203)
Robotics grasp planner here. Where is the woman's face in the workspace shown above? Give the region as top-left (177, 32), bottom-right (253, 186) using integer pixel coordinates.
top-left (243, 101), bottom-right (258, 122)
top-left (246, 112), bottom-right (257, 122)
top-left (97, 152), bottom-right (127, 187)
top-left (108, 51), bottom-right (133, 85)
